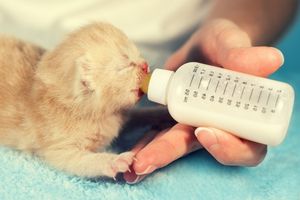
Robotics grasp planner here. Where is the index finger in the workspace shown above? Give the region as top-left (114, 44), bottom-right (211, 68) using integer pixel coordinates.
top-left (132, 124), bottom-right (202, 175)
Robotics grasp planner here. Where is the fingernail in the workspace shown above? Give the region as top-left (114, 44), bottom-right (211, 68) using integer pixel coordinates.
top-left (275, 48), bottom-right (285, 66)
top-left (194, 127), bottom-right (218, 149)
top-left (135, 165), bottom-right (157, 176)
top-left (126, 175), bottom-right (146, 184)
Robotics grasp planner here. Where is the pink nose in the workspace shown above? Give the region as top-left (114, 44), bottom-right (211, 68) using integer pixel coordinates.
top-left (141, 62), bottom-right (149, 73)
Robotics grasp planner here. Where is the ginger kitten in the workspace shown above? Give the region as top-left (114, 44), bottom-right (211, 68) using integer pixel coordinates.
top-left (0, 23), bottom-right (148, 178)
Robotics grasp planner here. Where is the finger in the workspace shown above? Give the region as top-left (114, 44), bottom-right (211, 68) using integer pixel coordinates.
top-left (123, 166), bottom-right (146, 184)
top-left (166, 19), bottom-right (284, 77)
top-left (130, 129), bottom-right (165, 154)
top-left (132, 124), bottom-right (202, 175)
top-left (124, 128), bottom-right (169, 184)
top-left (194, 127), bottom-right (267, 166)
top-left (219, 47), bottom-right (284, 77)
top-left (124, 129), bottom-right (168, 184)
top-left (207, 23), bottom-right (284, 76)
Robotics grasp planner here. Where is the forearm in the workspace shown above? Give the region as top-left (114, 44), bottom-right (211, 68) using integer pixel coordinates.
top-left (205, 0), bottom-right (298, 45)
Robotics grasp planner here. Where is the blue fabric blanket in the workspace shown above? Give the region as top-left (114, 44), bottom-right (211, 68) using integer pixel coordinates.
top-left (1, 16), bottom-right (300, 200)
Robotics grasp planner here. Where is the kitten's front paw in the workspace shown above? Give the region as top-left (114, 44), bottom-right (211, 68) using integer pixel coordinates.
top-left (107, 152), bottom-right (135, 179)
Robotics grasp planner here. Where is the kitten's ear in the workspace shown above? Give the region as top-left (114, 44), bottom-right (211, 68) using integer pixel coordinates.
top-left (75, 54), bottom-right (96, 92)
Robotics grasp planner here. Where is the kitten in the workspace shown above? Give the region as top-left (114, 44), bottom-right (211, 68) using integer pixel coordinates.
top-left (0, 23), bottom-right (148, 178)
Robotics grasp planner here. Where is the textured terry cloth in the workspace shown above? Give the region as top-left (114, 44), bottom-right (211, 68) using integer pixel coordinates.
top-left (1, 15), bottom-right (300, 200)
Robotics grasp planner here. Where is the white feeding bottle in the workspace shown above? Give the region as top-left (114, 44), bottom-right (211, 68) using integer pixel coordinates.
top-left (141, 62), bottom-right (294, 146)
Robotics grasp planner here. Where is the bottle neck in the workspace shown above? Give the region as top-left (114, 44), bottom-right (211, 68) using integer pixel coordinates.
top-left (147, 69), bottom-right (174, 105)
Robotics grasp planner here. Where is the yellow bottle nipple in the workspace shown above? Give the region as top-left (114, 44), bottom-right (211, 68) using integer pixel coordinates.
top-left (140, 73), bottom-right (152, 94)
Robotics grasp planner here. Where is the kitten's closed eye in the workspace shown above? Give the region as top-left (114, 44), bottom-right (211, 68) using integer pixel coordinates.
top-left (117, 64), bottom-right (134, 73)
top-left (117, 61), bottom-right (142, 73)
top-left (124, 62), bottom-right (148, 73)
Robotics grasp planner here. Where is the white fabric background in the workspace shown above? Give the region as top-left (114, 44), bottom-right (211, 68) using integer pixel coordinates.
top-left (0, 0), bottom-right (212, 66)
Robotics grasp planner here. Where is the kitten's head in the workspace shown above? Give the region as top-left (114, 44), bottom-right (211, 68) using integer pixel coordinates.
top-left (39, 23), bottom-right (148, 113)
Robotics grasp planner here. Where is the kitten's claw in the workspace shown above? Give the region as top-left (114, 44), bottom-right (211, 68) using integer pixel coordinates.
top-left (107, 152), bottom-right (135, 178)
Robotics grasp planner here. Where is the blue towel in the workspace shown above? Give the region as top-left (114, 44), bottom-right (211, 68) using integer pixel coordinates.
top-left (1, 15), bottom-right (300, 200)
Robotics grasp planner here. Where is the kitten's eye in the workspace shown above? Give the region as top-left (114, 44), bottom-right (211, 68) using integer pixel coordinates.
top-left (116, 55), bottom-right (132, 72)
top-left (119, 61), bottom-right (136, 71)
top-left (117, 63), bottom-right (134, 73)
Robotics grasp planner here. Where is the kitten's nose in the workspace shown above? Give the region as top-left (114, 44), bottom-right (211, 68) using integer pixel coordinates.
top-left (140, 62), bottom-right (149, 73)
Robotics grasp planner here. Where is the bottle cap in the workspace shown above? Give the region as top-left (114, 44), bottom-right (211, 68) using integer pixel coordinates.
top-left (148, 69), bottom-right (174, 105)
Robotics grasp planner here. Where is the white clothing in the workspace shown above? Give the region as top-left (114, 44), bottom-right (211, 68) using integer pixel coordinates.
top-left (0, 0), bottom-right (213, 65)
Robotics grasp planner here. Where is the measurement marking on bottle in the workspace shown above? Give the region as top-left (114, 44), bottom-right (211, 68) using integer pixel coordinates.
top-left (198, 76), bottom-right (203, 89)
top-left (223, 82), bottom-right (228, 95)
top-left (206, 78), bottom-right (212, 91)
top-left (249, 88), bottom-right (254, 101)
top-left (275, 94), bottom-right (280, 107)
top-left (189, 74), bottom-right (195, 87)
top-left (215, 80), bottom-right (220, 92)
top-left (240, 86), bottom-right (245, 99)
top-left (232, 83), bottom-right (237, 97)
top-left (266, 91), bottom-right (271, 106)
top-left (257, 90), bottom-right (262, 103)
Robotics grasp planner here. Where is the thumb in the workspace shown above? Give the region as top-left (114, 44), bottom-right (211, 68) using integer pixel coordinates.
top-left (218, 47), bottom-right (284, 77)
top-left (194, 127), bottom-right (267, 166)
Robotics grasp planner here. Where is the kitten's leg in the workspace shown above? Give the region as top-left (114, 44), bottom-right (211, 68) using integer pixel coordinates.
top-left (40, 148), bottom-right (135, 178)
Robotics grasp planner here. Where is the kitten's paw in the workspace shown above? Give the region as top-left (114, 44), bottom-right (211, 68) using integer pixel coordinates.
top-left (107, 152), bottom-right (135, 178)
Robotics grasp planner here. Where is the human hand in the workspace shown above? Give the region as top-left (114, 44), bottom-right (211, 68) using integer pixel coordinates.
top-left (124, 19), bottom-right (284, 184)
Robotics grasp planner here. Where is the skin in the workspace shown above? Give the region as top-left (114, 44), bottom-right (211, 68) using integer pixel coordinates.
top-left (124, 0), bottom-right (298, 183)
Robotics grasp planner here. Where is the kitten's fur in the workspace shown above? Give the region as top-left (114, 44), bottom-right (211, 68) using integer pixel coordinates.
top-left (0, 23), bottom-right (148, 178)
